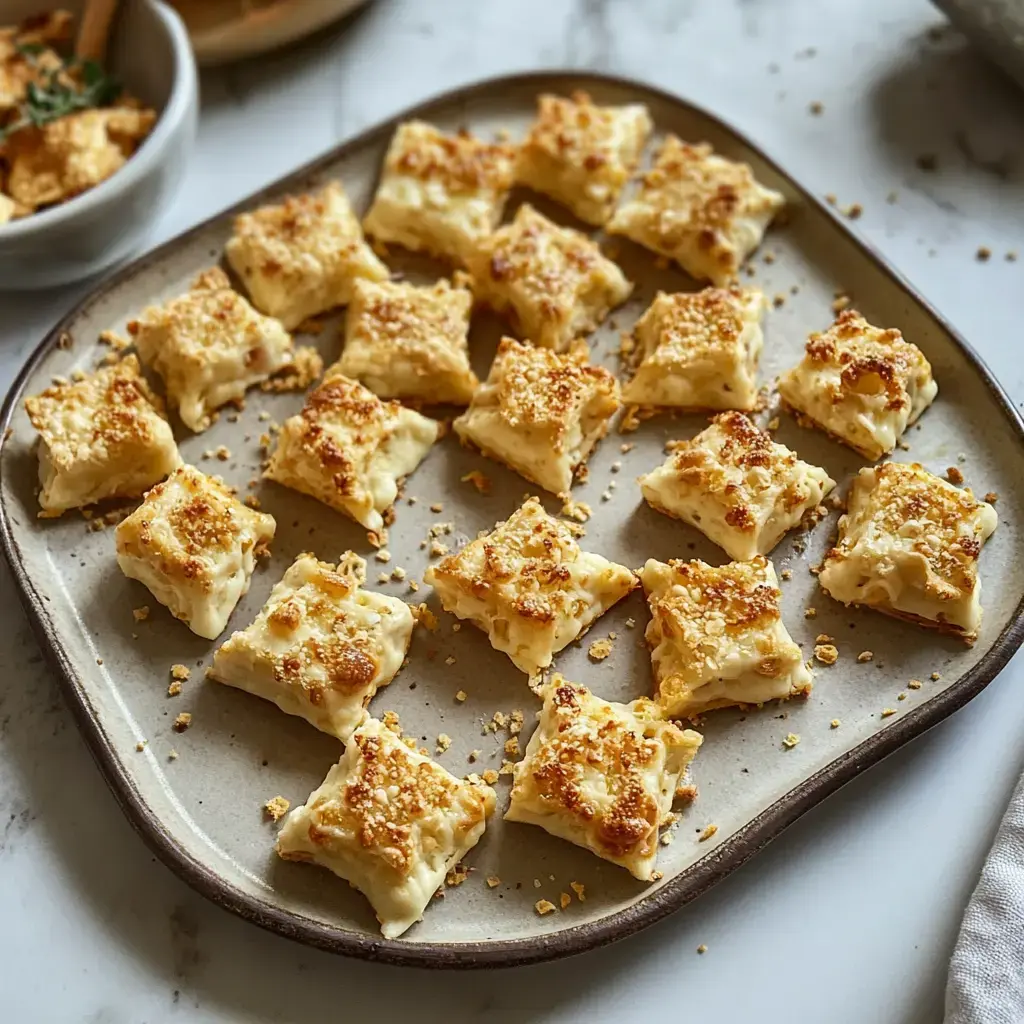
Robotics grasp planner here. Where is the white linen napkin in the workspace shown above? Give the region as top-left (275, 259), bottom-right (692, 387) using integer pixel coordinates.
top-left (945, 772), bottom-right (1024, 1023)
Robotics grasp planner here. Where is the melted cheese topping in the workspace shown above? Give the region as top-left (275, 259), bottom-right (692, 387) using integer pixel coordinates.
top-left (640, 412), bottom-right (835, 560)
top-left (608, 136), bottom-right (784, 285)
top-left (211, 552), bottom-right (414, 741)
top-left (226, 180), bottom-right (389, 330)
top-left (131, 268), bottom-right (294, 432)
top-left (464, 203), bottom-right (633, 351)
top-left (516, 91), bottom-right (652, 226)
top-left (115, 465), bottom-right (276, 640)
top-left (622, 287), bottom-right (766, 409)
top-left (5, 106), bottom-right (155, 210)
top-left (640, 555), bottom-right (811, 718)
top-left (362, 120), bottom-right (516, 264)
top-left (453, 338), bottom-right (620, 495)
top-left (778, 310), bottom-right (938, 460)
top-left (818, 462), bottom-right (997, 642)
top-left (333, 278), bottom-right (478, 405)
top-left (264, 372), bottom-right (440, 533)
top-left (424, 496), bottom-right (636, 677)
top-left (24, 355), bottom-right (181, 514)
top-left (505, 675), bottom-right (702, 880)
top-left (276, 714), bottom-right (496, 938)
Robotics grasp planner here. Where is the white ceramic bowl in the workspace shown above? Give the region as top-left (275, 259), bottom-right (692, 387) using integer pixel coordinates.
top-left (0, 0), bottom-right (198, 289)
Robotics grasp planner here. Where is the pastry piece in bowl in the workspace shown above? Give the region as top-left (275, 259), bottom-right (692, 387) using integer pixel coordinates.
top-left (425, 497), bottom-right (636, 678)
top-left (640, 555), bottom-right (811, 719)
top-left (211, 551), bottom-right (414, 742)
top-left (276, 712), bottom-right (497, 939)
top-left (640, 411), bottom-right (835, 561)
top-left (505, 674), bottom-right (703, 880)
top-left (818, 462), bottom-right (997, 644)
top-left (115, 465), bottom-right (276, 640)
top-left (453, 337), bottom-right (619, 495)
top-left (24, 355), bottom-right (180, 516)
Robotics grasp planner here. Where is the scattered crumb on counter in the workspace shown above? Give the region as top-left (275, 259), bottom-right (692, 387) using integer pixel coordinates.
top-left (173, 712), bottom-right (192, 732)
top-left (132, 606), bottom-right (150, 622)
top-left (482, 769), bottom-right (499, 785)
top-left (135, 740), bottom-right (147, 752)
top-left (946, 466), bottom-right (964, 485)
top-left (486, 876), bottom-right (501, 888)
top-left (461, 470), bottom-right (491, 494)
top-left (171, 664), bottom-right (190, 681)
top-left (570, 881), bottom-right (586, 901)
top-left (414, 604), bottom-right (439, 631)
top-left (436, 733), bottom-right (452, 753)
top-left (697, 944), bottom-right (708, 954)
top-left (167, 680), bottom-right (182, 697)
top-left (535, 899), bottom-right (557, 915)
top-left (908, 679), bottom-right (922, 690)
top-left (782, 733), bottom-right (800, 749)
top-left (588, 637), bottom-right (613, 661)
top-left (455, 690), bottom-right (468, 702)
top-left (842, 203), bottom-right (863, 219)
top-left (976, 246), bottom-right (992, 262)
top-left (830, 719), bottom-right (841, 729)
top-left (699, 824), bottom-right (718, 842)
top-left (857, 650), bottom-right (874, 663)
top-left (559, 892), bottom-right (572, 910)
top-left (984, 491), bottom-right (998, 504)
top-left (804, 607), bottom-right (817, 619)
top-left (931, 672), bottom-right (941, 681)
top-left (880, 707), bottom-right (897, 718)
top-left (264, 796), bottom-right (290, 821)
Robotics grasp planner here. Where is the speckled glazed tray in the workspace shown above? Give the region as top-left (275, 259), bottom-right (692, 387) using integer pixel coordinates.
top-left (2, 72), bottom-right (1024, 969)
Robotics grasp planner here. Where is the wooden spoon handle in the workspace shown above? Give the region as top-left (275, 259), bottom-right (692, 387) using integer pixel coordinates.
top-left (77, 0), bottom-right (120, 62)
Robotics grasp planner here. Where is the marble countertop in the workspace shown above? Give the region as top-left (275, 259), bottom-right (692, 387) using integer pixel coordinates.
top-left (3, 1), bottom-right (1024, 1020)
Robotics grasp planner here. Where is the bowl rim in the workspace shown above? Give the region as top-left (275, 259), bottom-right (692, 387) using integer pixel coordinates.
top-left (0, 0), bottom-right (197, 241)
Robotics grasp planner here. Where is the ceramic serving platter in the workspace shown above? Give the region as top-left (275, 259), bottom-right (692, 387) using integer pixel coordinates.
top-left (2, 72), bottom-right (1024, 969)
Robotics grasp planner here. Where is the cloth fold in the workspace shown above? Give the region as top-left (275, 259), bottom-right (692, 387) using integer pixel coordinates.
top-left (945, 772), bottom-right (1024, 1023)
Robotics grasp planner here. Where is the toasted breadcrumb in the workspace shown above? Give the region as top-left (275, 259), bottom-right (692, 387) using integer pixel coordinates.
top-left (977, 246), bottom-right (992, 262)
top-left (804, 607), bottom-right (817, 619)
top-left (984, 491), bottom-right (998, 504)
top-left (560, 498), bottom-right (592, 523)
top-left (830, 719), bottom-right (841, 729)
top-left (415, 604), bottom-right (439, 631)
top-left (535, 899), bottom-right (557, 915)
top-left (699, 824), bottom-right (718, 842)
top-left (897, 692), bottom-right (907, 701)
top-left (468, 749), bottom-right (481, 762)
top-left (857, 651), bottom-right (874, 663)
top-left (436, 733), bottom-right (452, 753)
top-left (172, 712), bottom-right (192, 732)
top-left (908, 679), bottom-right (923, 689)
top-left (697, 943), bottom-right (708, 954)
top-left (135, 740), bottom-right (146, 752)
top-left (446, 863), bottom-right (470, 887)
top-left (430, 502), bottom-right (444, 513)
top-left (588, 637), bottom-right (614, 661)
top-left (482, 769), bottom-right (499, 785)
top-left (168, 749), bottom-right (179, 760)
top-left (171, 664), bottom-right (190, 681)
top-left (782, 733), bottom-right (800, 749)
top-left (946, 466), bottom-right (964, 485)
top-left (132, 606), bottom-right (150, 622)
top-left (455, 690), bottom-right (468, 702)
top-left (814, 644), bottom-right (839, 665)
top-left (570, 881), bottom-right (586, 901)
top-left (504, 736), bottom-right (520, 756)
top-left (264, 796), bottom-right (290, 821)
top-left (486, 876), bottom-right (501, 888)
top-left (461, 470), bottom-right (492, 494)
top-left (931, 672), bottom-right (941, 681)
top-left (167, 680), bottom-right (182, 697)
top-left (881, 707), bottom-right (897, 718)
top-left (559, 892), bottom-right (572, 910)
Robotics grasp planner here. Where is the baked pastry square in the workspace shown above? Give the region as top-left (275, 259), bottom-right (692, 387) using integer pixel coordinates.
top-left (24, 355), bottom-right (181, 516)
top-left (276, 713), bottom-right (497, 938)
top-left (778, 309), bottom-right (938, 461)
top-left (265, 373), bottom-right (440, 534)
top-left (115, 465), bottom-right (276, 640)
top-left (640, 412), bottom-right (835, 560)
top-left (332, 278), bottom-right (478, 404)
top-left (362, 120), bottom-right (516, 264)
top-left (516, 91), bottom-right (652, 226)
top-left (818, 462), bottom-right (997, 643)
top-left (505, 675), bottom-right (702, 880)
top-left (464, 203), bottom-right (633, 351)
top-left (130, 267), bottom-right (294, 432)
top-left (640, 555), bottom-right (811, 718)
top-left (453, 337), bottom-right (619, 495)
top-left (622, 287), bottom-right (766, 410)
top-left (225, 180), bottom-right (389, 330)
top-left (424, 496), bottom-right (636, 677)
top-left (211, 551), bottom-right (414, 741)
top-left (608, 136), bottom-right (785, 285)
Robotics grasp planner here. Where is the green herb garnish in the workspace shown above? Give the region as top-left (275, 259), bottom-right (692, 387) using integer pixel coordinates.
top-left (1, 46), bottom-right (122, 142)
